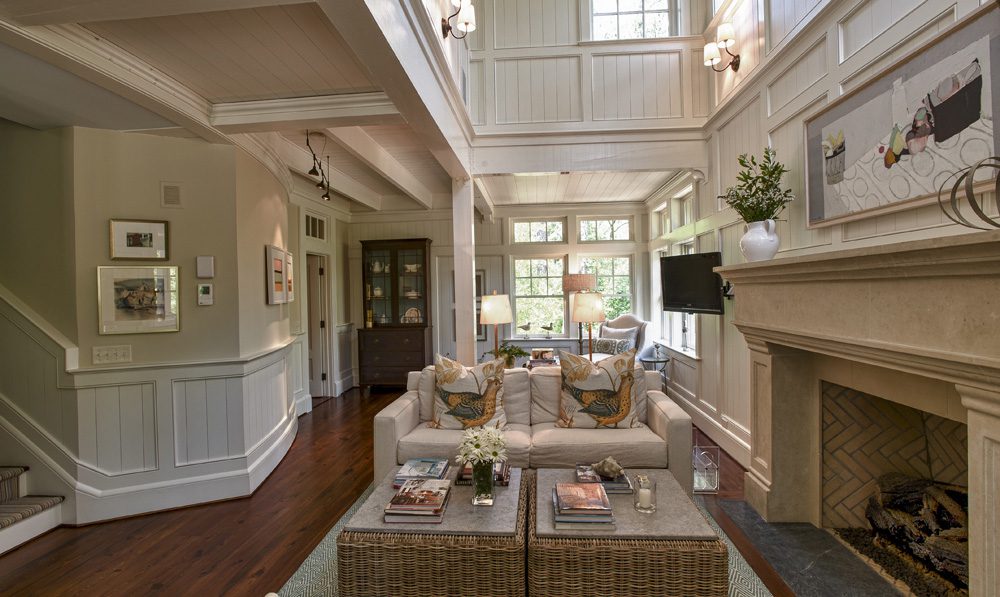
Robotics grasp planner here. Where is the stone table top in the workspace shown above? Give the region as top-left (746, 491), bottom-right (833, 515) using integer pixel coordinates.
top-left (343, 466), bottom-right (523, 537)
top-left (535, 468), bottom-right (718, 540)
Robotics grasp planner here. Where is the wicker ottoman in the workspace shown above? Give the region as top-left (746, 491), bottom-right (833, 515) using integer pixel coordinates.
top-left (528, 469), bottom-right (728, 597)
top-left (337, 467), bottom-right (528, 597)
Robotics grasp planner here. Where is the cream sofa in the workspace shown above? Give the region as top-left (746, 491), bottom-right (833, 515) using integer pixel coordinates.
top-left (373, 365), bottom-right (694, 494)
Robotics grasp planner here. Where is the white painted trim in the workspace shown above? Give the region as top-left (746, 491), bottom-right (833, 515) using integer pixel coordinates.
top-left (0, 282), bottom-right (78, 370)
top-left (0, 502), bottom-right (62, 556)
top-left (295, 392), bottom-right (314, 417)
top-left (211, 92), bottom-right (401, 132)
top-left (69, 337), bottom-right (296, 374)
top-left (326, 126), bottom-right (434, 209)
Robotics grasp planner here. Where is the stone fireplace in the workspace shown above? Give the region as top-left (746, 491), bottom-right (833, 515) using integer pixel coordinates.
top-left (716, 230), bottom-right (1000, 596)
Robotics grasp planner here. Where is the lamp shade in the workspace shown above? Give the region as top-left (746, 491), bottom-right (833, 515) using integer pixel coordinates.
top-left (562, 273), bottom-right (596, 294)
top-left (716, 23), bottom-right (736, 48)
top-left (451, 0), bottom-right (463, 6)
top-left (456, 3), bottom-right (477, 33)
top-left (703, 43), bottom-right (721, 66)
top-left (571, 292), bottom-right (606, 324)
top-left (480, 294), bottom-right (512, 325)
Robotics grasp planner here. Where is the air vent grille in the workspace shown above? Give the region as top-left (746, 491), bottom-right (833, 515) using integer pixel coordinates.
top-left (161, 182), bottom-right (182, 208)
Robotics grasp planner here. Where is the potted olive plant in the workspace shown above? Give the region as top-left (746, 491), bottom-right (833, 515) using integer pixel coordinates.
top-left (718, 147), bottom-right (794, 262)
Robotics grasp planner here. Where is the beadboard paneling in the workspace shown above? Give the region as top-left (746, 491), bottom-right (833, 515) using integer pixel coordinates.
top-left (719, 222), bottom-right (752, 443)
top-left (716, 97), bottom-right (764, 192)
top-left (839, 0), bottom-right (925, 62)
top-left (492, 0), bottom-right (579, 49)
top-left (495, 56), bottom-right (582, 124)
top-left (469, 59), bottom-right (486, 125)
top-left (173, 377), bottom-right (243, 465)
top-left (767, 0), bottom-right (823, 50)
top-left (592, 52), bottom-right (683, 121)
top-left (766, 38), bottom-right (826, 116)
top-left (78, 383), bottom-right (157, 475)
top-left (243, 359), bottom-right (289, 451)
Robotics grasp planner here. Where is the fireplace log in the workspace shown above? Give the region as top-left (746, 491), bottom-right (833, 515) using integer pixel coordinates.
top-left (866, 473), bottom-right (969, 589)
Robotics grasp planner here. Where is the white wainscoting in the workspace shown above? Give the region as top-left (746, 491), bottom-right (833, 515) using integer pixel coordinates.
top-left (335, 323), bottom-right (354, 396)
top-left (592, 51), bottom-right (684, 121)
top-left (0, 284), bottom-right (298, 524)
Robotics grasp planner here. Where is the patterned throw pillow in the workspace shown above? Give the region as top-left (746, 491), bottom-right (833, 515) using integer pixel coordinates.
top-left (599, 325), bottom-right (638, 350)
top-left (557, 349), bottom-right (641, 429)
top-left (592, 337), bottom-right (631, 355)
top-left (430, 355), bottom-right (507, 430)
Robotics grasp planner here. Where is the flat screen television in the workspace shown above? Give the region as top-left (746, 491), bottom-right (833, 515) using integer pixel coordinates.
top-left (660, 252), bottom-right (724, 315)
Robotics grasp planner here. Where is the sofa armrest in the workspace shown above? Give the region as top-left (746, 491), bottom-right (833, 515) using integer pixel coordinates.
top-left (373, 390), bottom-right (420, 484)
top-left (646, 390), bottom-right (693, 495)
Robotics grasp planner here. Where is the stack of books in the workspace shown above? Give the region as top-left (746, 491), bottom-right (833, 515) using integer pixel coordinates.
top-left (551, 482), bottom-right (615, 530)
top-left (575, 463), bottom-right (634, 494)
top-left (454, 461), bottom-right (511, 486)
top-left (384, 478), bottom-right (452, 523)
top-left (393, 458), bottom-right (450, 488)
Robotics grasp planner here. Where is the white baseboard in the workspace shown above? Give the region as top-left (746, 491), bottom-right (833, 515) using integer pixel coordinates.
top-left (0, 502), bottom-right (62, 556)
top-left (335, 371), bottom-right (354, 396)
top-left (294, 392), bottom-right (313, 416)
top-left (668, 387), bottom-right (752, 468)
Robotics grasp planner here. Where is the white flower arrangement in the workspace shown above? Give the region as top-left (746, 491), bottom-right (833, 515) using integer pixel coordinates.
top-left (457, 426), bottom-right (507, 465)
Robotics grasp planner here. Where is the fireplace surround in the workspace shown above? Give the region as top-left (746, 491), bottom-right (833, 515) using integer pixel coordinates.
top-left (716, 230), bottom-right (1000, 596)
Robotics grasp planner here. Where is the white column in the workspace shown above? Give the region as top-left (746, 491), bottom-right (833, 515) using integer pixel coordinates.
top-left (452, 177), bottom-right (476, 364)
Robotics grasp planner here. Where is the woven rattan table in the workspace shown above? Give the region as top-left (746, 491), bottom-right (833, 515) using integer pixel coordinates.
top-left (529, 468), bottom-right (728, 597)
top-left (337, 467), bottom-right (528, 597)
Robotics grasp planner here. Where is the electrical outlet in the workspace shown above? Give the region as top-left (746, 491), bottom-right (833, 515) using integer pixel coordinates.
top-left (93, 345), bottom-right (133, 365)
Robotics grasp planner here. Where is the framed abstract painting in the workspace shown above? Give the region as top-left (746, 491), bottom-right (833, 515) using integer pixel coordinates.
top-left (805, 4), bottom-right (998, 227)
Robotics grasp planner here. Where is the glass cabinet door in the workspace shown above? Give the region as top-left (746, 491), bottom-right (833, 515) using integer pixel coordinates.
top-left (396, 247), bottom-right (426, 325)
top-left (365, 249), bottom-right (393, 327)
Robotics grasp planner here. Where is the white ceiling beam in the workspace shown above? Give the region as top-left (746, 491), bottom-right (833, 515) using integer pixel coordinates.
top-left (0, 0), bottom-right (305, 25)
top-left (210, 92), bottom-right (403, 133)
top-left (325, 126), bottom-right (433, 210)
top-left (274, 134), bottom-right (382, 211)
top-left (473, 178), bottom-right (495, 222)
top-left (317, 0), bottom-right (472, 180)
top-left (472, 139), bottom-right (709, 175)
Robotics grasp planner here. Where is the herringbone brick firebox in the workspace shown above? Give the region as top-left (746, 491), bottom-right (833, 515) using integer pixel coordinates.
top-left (821, 382), bottom-right (968, 528)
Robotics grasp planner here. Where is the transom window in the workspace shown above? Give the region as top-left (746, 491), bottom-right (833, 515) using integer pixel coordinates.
top-left (592, 0), bottom-right (671, 41)
top-left (579, 218), bottom-right (631, 242)
top-left (513, 258), bottom-right (565, 336)
top-left (513, 220), bottom-right (564, 243)
top-left (579, 256), bottom-right (633, 320)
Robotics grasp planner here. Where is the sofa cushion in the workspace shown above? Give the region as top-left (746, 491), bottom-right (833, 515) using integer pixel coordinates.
top-left (529, 423), bottom-right (667, 468)
top-left (501, 367), bottom-right (531, 426)
top-left (417, 366), bottom-right (436, 422)
top-left (529, 366), bottom-right (562, 425)
top-left (431, 356), bottom-right (506, 429)
top-left (398, 423), bottom-right (531, 468)
top-left (599, 325), bottom-right (639, 350)
top-left (558, 350), bottom-right (642, 429)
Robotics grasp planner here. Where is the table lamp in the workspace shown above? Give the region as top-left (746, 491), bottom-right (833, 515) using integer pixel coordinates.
top-left (563, 273), bottom-right (597, 354)
top-left (571, 291), bottom-right (606, 360)
top-left (479, 292), bottom-right (512, 357)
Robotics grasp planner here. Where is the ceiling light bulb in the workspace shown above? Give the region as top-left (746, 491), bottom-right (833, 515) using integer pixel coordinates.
top-left (316, 179), bottom-right (325, 189)
top-left (716, 23), bottom-right (736, 48)
top-left (456, 3), bottom-right (476, 33)
top-left (703, 43), bottom-right (721, 67)
top-left (321, 190), bottom-right (330, 200)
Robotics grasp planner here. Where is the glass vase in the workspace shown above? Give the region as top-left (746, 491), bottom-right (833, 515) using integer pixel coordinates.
top-left (472, 461), bottom-right (495, 506)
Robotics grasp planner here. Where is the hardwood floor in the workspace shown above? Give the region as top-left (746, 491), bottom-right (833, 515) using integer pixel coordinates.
top-left (2, 392), bottom-right (792, 596)
top-left (0, 387), bottom-right (398, 596)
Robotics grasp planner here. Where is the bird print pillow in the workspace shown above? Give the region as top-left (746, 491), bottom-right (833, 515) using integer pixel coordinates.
top-left (558, 349), bottom-right (640, 429)
top-left (430, 355), bottom-right (507, 430)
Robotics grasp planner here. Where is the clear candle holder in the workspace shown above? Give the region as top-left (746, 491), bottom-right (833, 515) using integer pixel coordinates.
top-left (633, 474), bottom-right (656, 513)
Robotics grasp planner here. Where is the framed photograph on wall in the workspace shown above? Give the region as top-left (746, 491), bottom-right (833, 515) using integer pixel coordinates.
top-left (98, 266), bottom-right (179, 334)
top-left (266, 245), bottom-right (286, 304)
top-left (109, 219), bottom-right (168, 260)
top-left (285, 251), bottom-right (294, 303)
top-left (804, 4), bottom-right (998, 227)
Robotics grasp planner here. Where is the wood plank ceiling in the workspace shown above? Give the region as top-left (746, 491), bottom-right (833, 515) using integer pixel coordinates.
top-left (476, 170), bottom-right (677, 205)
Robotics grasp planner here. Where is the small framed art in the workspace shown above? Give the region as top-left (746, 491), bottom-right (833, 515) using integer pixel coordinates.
top-left (267, 245), bottom-right (286, 304)
top-left (98, 266), bottom-right (179, 334)
top-left (110, 219), bottom-right (168, 260)
top-left (285, 251), bottom-right (294, 303)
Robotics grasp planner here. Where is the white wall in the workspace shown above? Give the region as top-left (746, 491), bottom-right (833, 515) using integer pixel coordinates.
top-left (655, 0), bottom-right (997, 465)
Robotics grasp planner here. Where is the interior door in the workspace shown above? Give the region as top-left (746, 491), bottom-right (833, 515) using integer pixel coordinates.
top-left (307, 254), bottom-right (329, 397)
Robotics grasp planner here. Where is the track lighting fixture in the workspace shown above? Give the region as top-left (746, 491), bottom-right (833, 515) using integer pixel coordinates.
top-left (305, 131), bottom-right (332, 201)
top-left (442, 0), bottom-right (477, 39)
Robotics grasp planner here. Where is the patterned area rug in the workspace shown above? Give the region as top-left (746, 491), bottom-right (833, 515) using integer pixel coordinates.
top-left (279, 486), bottom-right (770, 596)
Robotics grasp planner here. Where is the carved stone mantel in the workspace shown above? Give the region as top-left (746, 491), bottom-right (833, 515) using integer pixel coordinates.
top-left (716, 230), bottom-right (1000, 596)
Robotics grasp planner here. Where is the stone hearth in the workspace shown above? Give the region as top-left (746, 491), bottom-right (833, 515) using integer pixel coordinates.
top-left (716, 230), bottom-right (1000, 597)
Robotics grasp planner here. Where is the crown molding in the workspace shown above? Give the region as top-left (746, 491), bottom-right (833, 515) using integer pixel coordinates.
top-left (210, 92), bottom-right (402, 133)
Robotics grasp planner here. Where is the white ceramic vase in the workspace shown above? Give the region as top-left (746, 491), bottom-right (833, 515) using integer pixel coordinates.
top-left (739, 219), bottom-right (780, 262)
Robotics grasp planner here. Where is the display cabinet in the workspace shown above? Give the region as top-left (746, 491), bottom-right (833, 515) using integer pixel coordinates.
top-left (358, 238), bottom-right (432, 391)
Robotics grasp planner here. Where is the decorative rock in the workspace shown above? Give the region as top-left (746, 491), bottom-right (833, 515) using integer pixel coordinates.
top-left (592, 456), bottom-right (623, 479)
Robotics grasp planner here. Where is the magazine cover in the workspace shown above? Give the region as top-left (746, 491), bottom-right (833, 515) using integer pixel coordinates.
top-left (387, 479), bottom-right (451, 510)
top-left (554, 482), bottom-right (611, 512)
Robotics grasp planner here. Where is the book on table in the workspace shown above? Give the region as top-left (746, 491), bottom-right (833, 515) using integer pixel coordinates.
top-left (551, 489), bottom-right (615, 529)
top-left (553, 482), bottom-right (612, 514)
top-left (575, 463), bottom-right (634, 494)
top-left (384, 478), bottom-right (452, 523)
top-left (454, 461), bottom-right (511, 486)
top-left (393, 458), bottom-right (450, 488)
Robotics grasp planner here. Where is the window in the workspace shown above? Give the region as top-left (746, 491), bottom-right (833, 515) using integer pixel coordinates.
top-left (580, 256), bottom-right (632, 320)
top-left (579, 218), bottom-right (631, 242)
top-left (513, 220), bottom-right (564, 243)
top-left (663, 242), bottom-right (697, 353)
top-left (513, 257), bottom-right (565, 336)
top-left (670, 185), bottom-right (694, 231)
top-left (305, 214), bottom-right (327, 240)
top-left (592, 0), bottom-right (671, 41)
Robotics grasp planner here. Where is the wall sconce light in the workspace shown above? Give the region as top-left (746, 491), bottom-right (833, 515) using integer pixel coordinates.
top-left (704, 22), bottom-right (740, 73)
top-left (442, 0), bottom-right (477, 39)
